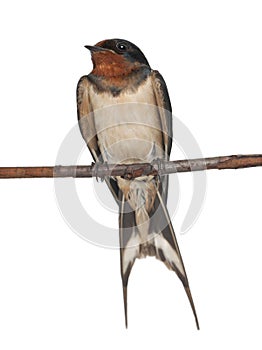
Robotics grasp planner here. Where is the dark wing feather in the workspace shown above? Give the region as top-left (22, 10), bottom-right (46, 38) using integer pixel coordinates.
top-left (77, 76), bottom-right (120, 201)
top-left (77, 76), bottom-right (100, 159)
top-left (151, 70), bottom-right (173, 203)
top-left (151, 70), bottom-right (172, 158)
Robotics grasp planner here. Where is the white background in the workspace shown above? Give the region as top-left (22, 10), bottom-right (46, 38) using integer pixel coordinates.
top-left (0, 0), bottom-right (262, 349)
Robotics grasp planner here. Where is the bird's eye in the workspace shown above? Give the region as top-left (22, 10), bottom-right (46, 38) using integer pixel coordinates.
top-left (116, 42), bottom-right (127, 51)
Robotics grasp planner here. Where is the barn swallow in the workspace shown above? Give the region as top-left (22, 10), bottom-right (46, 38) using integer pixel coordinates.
top-left (77, 38), bottom-right (199, 329)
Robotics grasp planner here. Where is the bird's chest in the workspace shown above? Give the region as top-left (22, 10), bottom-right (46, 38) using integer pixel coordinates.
top-left (89, 79), bottom-right (164, 163)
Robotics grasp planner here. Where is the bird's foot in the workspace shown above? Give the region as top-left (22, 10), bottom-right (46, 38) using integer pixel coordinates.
top-left (91, 161), bottom-right (109, 182)
top-left (151, 158), bottom-right (165, 179)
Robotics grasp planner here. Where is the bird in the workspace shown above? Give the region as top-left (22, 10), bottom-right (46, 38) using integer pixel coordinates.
top-left (77, 38), bottom-right (199, 329)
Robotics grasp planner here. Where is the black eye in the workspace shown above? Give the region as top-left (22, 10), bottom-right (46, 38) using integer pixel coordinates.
top-left (116, 42), bottom-right (127, 51)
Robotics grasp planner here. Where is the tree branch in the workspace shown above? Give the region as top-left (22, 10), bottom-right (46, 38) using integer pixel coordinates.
top-left (0, 154), bottom-right (261, 179)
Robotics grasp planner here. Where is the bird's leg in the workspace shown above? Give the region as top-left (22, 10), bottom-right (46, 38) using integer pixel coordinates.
top-left (91, 161), bottom-right (104, 182)
top-left (151, 158), bottom-right (165, 180)
top-left (101, 161), bottom-right (110, 182)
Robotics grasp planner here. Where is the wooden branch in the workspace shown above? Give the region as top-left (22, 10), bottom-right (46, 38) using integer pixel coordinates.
top-left (0, 154), bottom-right (261, 179)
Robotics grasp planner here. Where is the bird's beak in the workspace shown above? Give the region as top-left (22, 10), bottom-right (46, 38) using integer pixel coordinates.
top-left (84, 45), bottom-right (109, 53)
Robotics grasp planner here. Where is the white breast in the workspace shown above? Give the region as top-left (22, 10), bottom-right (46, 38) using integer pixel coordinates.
top-left (89, 78), bottom-right (164, 164)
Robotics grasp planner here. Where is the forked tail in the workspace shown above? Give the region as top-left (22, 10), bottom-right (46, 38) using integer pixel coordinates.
top-left (119, 184), bottom-right (199, 329)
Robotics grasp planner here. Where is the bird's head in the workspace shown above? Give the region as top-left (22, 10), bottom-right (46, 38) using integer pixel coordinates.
top-left (85, 39), bottom-right (150, 77)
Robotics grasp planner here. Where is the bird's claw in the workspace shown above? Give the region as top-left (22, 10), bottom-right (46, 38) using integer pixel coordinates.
top-left (92, 161), bottom-right (109, 182)
top-left (92, 162), bottom-right (101, 182)
top-left (151, 158), bottom-right (164, 180)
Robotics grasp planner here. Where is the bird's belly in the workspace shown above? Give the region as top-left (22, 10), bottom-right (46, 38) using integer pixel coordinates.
top-left (94, 103), bottom-right (163, 163)
top-left (90, 82), bottom-right (164, 163)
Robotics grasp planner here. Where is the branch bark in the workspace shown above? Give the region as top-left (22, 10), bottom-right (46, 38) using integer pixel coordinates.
top-left (0, 154), bottom-right (261, 179)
